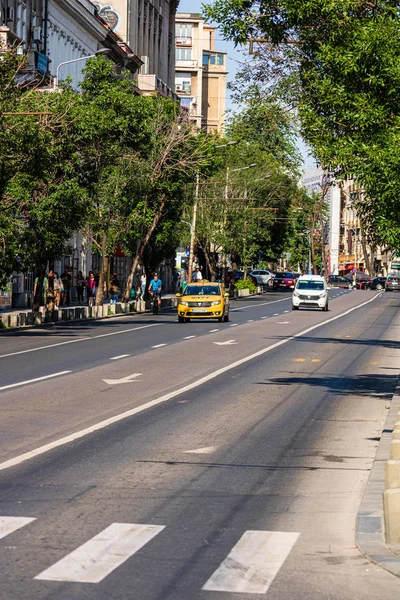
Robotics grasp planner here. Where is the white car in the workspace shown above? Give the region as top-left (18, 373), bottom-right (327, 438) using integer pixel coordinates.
top-left (292, 275), bottom-right (329, 311)
top-left (250, 269), bottom-right (274, 286)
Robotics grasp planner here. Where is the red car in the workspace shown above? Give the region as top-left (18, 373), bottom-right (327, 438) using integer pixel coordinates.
top-left (273, 271), bottom-right (295, 290)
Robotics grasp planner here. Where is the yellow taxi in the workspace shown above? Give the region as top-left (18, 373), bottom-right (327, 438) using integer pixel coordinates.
top-left (176, 281), bottom-right (230, 323)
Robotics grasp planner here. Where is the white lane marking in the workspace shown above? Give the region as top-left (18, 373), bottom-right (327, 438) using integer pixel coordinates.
top-left (277, 321), bottom-right (290, 324)
top-left (0, 324), bottom-right (160, 360)
top-left (35, 523), bottom-right (164, 584)
top-left (209, 329), bottom-right (219, 333)
top-left (102, 373), bottom-right (142, 386)
top-left (0, 516), bottom-right (36, 540)
top-left (230, 297), bottom-right (290, 311)
top-left (283, 310), bottom-right (289, 313)
top-left (0, 371), bottom-right (71, 392)
top-left (247, 319), bottom-right (254, 322)
top-left (213, 340), bottom-right (237, 346)
top-left (202, 530), bottom-right (299, 594)
top-left (151, 343), bottom-right (167, 348)
top-left (0, 293), bottom-right (381, 472)
top-left (183, 446), bottom-right (217, 454)
top-left (273, 313), bottom-right (279, 316)
top-left (110, 354), bottom-right (130, 361)
top-left (183, 335), bottom-right (196, 339)
top-left (261, 316), bottom-right (268, 319)
top-left (229, 323), bottom-right (238, 327)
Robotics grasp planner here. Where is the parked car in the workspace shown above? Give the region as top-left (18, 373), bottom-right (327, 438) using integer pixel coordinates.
top-left (249, 269), bottom-right (274, 286)
top-left (326, 274), bottom-right (350, 289)
top-left (366, 277), bottom-right (387, 291)
top-left (385, 275), bottom-right (400, 292)
top-left (273, 272), bottom-right (296, 290)
top-left (292, 275), bottom-right (329, 311)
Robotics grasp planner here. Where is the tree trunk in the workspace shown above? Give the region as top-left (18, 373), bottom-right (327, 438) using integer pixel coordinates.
top-left (123, 197), bottom-right (166, 301)
top-left (96, 232), bottom-right (108, 306)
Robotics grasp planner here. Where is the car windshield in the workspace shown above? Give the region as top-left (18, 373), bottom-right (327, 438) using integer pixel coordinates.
top-left (184, 285), bottom-right (220, 296)
top-left (389, 277), bottom-right (399, 282)
top-left (297, 280), bottom-right (325, 291)
top-left (276, 272), bottom-right (292, 278)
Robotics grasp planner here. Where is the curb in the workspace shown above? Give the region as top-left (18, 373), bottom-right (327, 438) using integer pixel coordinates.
top-left (356, 377), bottom-right (400, 577)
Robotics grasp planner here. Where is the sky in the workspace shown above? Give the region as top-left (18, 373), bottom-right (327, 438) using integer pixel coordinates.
top-left (177, 0), bottom-right (315, 170)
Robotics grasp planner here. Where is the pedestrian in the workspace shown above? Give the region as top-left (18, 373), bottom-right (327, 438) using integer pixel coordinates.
top-left (76, 270), bottom-right (86, 304)
top-left (109, 273), bottom-right (120, 304)
top-left (173, 268), bottom-right (179, 292)
top-left (140, 272), bottom-right (146, 298)
top-left (53, 272), bottom-right (63, 309)
top-left (192, 266), bottom-right (202, 282)
top-left (61, 271), bottom-right (71, 306)
top-left (86, 271), bottom-right (96, 306)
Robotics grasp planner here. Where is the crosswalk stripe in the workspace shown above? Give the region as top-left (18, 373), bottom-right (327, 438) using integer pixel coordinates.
top-left (202, 530), bottom-right (299, 594)
top-left (35, 523), bottom-right (164, 584)
top-left (0, 516), bottom-right (36, 540)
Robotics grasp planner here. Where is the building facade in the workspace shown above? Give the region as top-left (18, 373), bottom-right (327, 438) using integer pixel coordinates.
top-left (92, 0), bottom-right (178, 97)
top-left (175, 12), bottom-right (227, 133)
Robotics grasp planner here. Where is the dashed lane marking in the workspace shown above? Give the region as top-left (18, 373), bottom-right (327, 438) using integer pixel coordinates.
top-left (0, 323), bottom-right (161, 359)
top-left (247, 319), bottom-right (254, 322)
top-left (35, 523), bottom-right (164, 584)
top-left (183, 446), bottom-right (217, 454)
top-left (293, 358), bottom-right (305, 362)
top-left (229, 323), bottom-right (238, 327)
top-left (151, 343), bottom-right (167, 349)
top-left (183, 336), bottom-right (196, 339)
top-left (0, 371), bottom-right (71, 392)
top-left (0, 292), bottom-right (380, 473)
top-left (311, 359), bottom-right (321, 363)
top-left (110, 354), bottom-right (130, 360)
top-left (209, 329), bottom-right (219, 333)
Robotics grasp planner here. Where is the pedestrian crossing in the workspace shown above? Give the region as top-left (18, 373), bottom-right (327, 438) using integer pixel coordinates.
top-left (0, 516), bottom-right (299, 593)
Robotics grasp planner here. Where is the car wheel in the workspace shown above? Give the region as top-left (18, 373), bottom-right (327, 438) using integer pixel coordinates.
top-left (224, 313), bottom-right (229, 322)
top-left (178, 316), bottom-right (185, 323)
top-left (376, 284), bottom-right (382, 290)
top-left (218, 315), bottom-right (224, 322)
top-left (292, 304), bottom-right (299, 310)
top-left (323, 303), bottom-right (329, 311)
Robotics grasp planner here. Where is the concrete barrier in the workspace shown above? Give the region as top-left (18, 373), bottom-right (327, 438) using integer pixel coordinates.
top-left (383, 488), bottom-right (400, 544)
top-left (390, 439), bottom-right (400, 460)
top-left (385, 460), bottom-right (400, 489)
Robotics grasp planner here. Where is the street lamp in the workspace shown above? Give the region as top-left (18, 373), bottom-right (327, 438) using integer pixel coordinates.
top-left (54, 47), bottom-right (112, 89)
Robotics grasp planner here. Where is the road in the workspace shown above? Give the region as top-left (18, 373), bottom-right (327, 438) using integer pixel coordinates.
top-left (0, 289), bottom-right (399, 599)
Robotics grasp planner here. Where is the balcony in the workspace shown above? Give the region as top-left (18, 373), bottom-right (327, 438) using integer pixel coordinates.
top-left (176, 36), bottom-right (192, 46)
top-left (137, 74), bottom-right (178, 102)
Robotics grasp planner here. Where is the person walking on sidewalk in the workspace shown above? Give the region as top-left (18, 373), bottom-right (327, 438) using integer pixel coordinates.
top-left (140, 273), bottom-right (146, 299)
top-left (76, 271), bottom-right (86, 304)
top-left (53, 272), bottom-right (63, 309)
top-left (86, 271), bottom-right (96, 307)
top-left (109, 274), bottom-right (120, 304)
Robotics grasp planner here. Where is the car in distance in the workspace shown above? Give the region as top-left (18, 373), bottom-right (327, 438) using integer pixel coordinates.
top-left (292, 275), bottom-right (329, 311)
top-left (250, 269), bottom-right (274, 286)
top-left (366, 277), bottom-right (387, 291)
top-left (326, 274), bottom-right (350, 289)
top-left (273, 271), bottom-right (296, 290)
top-left (176, 282), bottom-right (230, 322)
top-left (385, 275), bottom-right (400, 292)
top-left (232, 270), bottom-right (258, 286)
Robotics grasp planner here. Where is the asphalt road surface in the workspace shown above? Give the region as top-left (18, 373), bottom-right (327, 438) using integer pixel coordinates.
top-left (0, 289), bottom-right (399, 599)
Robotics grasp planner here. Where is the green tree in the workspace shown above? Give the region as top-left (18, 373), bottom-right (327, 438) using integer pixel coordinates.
top-left (204, 0), bottom-right (400, 250)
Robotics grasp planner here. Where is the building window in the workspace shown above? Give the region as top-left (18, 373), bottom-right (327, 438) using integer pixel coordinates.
top-left (203, 52), bottom-right (224, 66)
top-left (176, 48), bottom-right (192, 61)
top-left (175, 23), bottom-right (193, 37)
top-left (217, 53), bottom-right (224, 65)
top-left (175, 72), bottom-right (192, 93)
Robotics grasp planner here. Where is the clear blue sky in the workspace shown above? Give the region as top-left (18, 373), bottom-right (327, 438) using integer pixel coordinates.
top-left (177, 0), bottom-right (315, 169)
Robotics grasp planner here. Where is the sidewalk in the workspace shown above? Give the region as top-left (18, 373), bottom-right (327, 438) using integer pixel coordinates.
top-left (0, 294), bottom-right (178, 329)
top-left (356, 378), bottom-right (400, 577)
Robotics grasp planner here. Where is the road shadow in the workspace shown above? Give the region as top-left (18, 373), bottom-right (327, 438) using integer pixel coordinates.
top-left (265, 334), bottom-right (400, 351)
top-left (255, 373), bottom-right (397, 400)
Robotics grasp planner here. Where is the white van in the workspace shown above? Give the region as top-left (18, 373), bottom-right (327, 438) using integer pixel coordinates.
top-left (292, 275), bottom-right (328, 311)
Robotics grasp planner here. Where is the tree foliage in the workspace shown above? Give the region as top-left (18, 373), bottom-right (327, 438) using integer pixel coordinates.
top-left (203, 0), bottom-right (400, 250)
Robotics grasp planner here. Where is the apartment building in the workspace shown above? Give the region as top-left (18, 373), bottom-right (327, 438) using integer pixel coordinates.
top-left (175, 12), bottom-right (227, 133)
top-left (93, 0), bottom-right (178, 98)
top-left (0, 0), bottom-right (141, 89)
